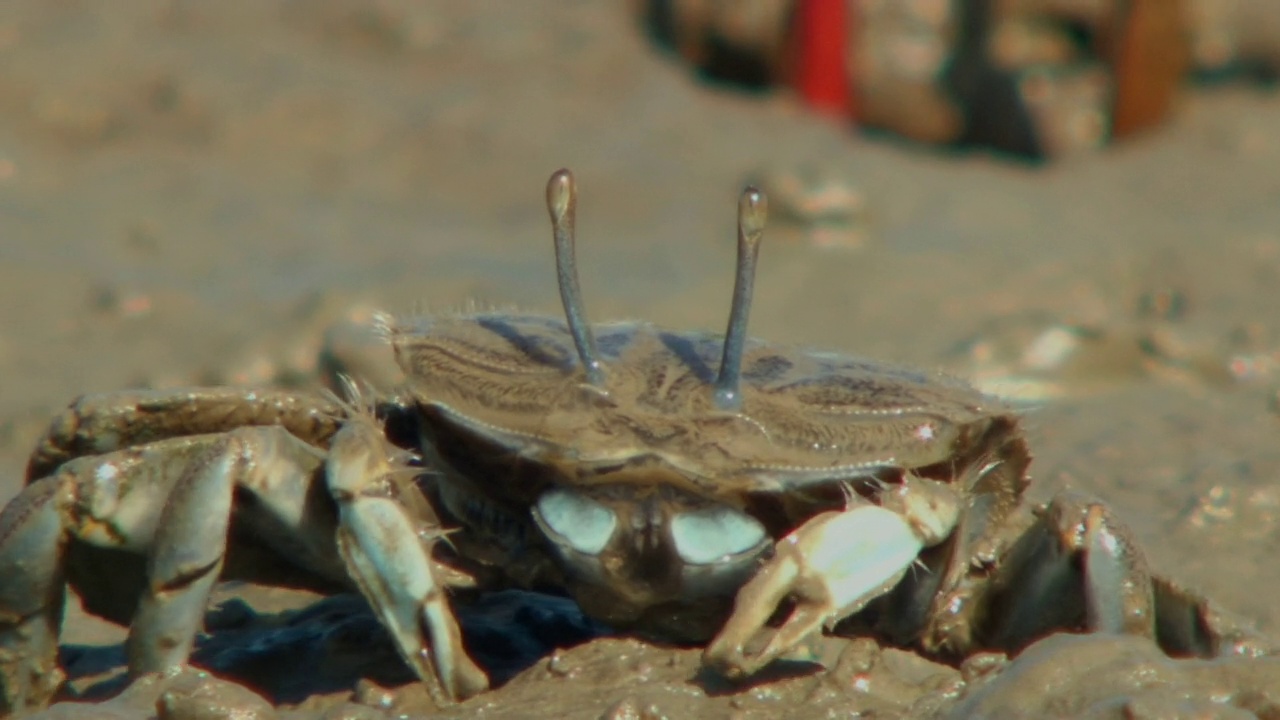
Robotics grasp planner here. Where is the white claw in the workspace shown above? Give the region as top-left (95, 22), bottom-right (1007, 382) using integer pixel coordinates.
top-left (799, 505), bottom-right (924, 617)
top-left (705, 504), bottom-right (923, 678)
top-left (335, 490), bottom-right (488, 702)
top-left (327, 421), bottom-right (488, 703)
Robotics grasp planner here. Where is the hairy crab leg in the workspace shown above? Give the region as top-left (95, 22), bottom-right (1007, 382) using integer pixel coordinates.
top-left (2, 434), bottom-right (264, 713)
top-left (0, 476), bottom-right (67, 713)
top-left (973, 490), bottom-right (1157, 649)
top-left (128, 425), bottom-right (356, 673)
top-left (24, 388), bottom-right (345, 483)
top-left (326, 412), bottom-right (489, 703)
top-left (0, 427), bottom-right (344, 714)
top-left (928, 489), bottom-right (1272, 659)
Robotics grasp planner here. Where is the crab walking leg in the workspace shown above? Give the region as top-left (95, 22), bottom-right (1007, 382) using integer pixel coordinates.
top-left (1075, 499), bottom-right (1155, 636)
top-left (0, 428), bottom-right (344, 713)
top-left (326, 416), bottom-right (489, 703)
top-left (981, 491), bottom-right (1156, 649)
top-left (0, 477), bottom-right (68, 714)
top-left (25, 388), bottom-right (345, 482)
top-left (126, 450), bottom-right (235, 674)
top-left (128, 425), bottom-right (345, 673)
top-left (705, 505), bottom-right (925, 678)
top-left (1, 435), bottom-right (257, 713)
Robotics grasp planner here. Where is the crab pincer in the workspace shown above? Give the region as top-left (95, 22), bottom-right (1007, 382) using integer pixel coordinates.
top-left (325, 399), bottom-right (489, 703)
top-left (706, 475), bottom-right (963, 677)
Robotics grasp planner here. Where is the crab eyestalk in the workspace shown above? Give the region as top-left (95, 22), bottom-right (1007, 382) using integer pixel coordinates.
top-left (714, 186), bottom-right (767, 411)
top-left (547, 169), bottom-right (606, 387)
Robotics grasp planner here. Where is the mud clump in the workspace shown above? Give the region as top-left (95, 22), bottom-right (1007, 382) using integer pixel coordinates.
top-left (950, 633), bottom-right (1280, 719)
top-left (156, 672), bottom-right (277, 720)
top-left (33, 668), bottom-right (275, 720)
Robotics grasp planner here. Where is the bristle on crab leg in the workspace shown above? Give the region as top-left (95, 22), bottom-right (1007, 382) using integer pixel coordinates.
top-left (326, 413), bottom-right (488, 702)
top-left (704, 504), bottom-right (924, 678)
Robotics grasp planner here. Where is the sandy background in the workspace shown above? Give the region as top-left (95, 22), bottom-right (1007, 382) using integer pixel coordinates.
top-left (3, 1), bottom-right (1280, 717)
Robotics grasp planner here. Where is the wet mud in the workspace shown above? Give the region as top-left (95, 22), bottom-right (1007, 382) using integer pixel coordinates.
top-left (3, 1), bottom-right (1280, 718)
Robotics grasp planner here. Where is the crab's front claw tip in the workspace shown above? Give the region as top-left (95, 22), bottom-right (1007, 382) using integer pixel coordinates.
top-left (702, 637), bottom-right (752, 680)
top-left (702, 542), bottom-right (803, 680)
top-left (335, 494), bottom-right (490, 705)
top-left (705, 505), bottom-right (924, 680)
top-left (328, 424), bottom-right (489, 704)
top-left (449, 665), bottom-right (490, 702)
top-left (421, 602), bottom-right (490, 702)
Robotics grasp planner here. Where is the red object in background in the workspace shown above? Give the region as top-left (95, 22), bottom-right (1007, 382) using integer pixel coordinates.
top-left (793, 0), bottom-right (853, 118)
top-left (1107, 0), bottom-right (1189, 139)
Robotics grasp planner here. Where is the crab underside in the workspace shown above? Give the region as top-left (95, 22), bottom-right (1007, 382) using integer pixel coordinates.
top-left (0, 171), bottom-right (1268, 715)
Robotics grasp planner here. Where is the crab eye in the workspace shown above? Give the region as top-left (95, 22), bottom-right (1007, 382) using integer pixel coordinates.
top-left (670, 507), bottom-right (768, 565)
top-left (533, 488), bottom-right (618, 555)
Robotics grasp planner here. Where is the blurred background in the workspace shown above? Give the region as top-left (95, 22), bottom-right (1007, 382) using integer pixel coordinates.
top-left (1, 0), bottom-right (1280, 715)
top-left (644, 0), bottom-right (1280, 159)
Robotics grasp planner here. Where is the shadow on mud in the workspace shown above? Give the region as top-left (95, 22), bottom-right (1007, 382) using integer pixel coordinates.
top-left (60, 590), bottom-right (611, 705)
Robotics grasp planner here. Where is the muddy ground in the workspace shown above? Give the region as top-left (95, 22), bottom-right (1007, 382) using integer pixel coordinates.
top-left (3, 1), bottom-right (1280, 718)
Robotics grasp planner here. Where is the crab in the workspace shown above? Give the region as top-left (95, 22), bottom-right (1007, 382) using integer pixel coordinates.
top-left (0, 170), bottom-right (1265, 715)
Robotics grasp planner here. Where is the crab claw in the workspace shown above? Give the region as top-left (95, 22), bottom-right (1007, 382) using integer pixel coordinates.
top-left (326, 415), bottom-right (489, 703)
top-left (704, 504), bottom-right (924, 678)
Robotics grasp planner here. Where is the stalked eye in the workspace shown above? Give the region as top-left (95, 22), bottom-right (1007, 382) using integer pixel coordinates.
top-left (670, 506), bottom-right (768, 565)
top-left (533, 488), bottom-right (617, 556)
